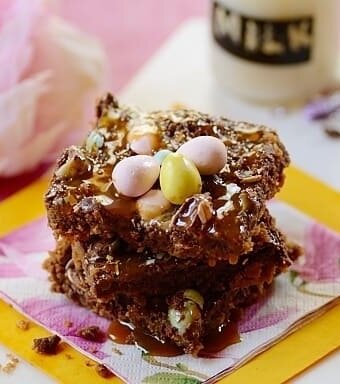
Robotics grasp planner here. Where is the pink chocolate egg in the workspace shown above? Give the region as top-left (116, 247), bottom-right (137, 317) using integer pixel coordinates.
top-left (112, 155), bottom-right (160, 197)
top-left (177, 136), bottom-right (227, 175)
top-left (130, 135), bottom-right (155, 155)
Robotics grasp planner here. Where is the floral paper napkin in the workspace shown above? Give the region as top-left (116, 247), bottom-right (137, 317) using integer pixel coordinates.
top-left (0, 200), bottom-right (340, 384)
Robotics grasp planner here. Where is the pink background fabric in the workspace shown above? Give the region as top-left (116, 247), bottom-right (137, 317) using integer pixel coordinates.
top-left (0, 0), bottom-right (206, 201)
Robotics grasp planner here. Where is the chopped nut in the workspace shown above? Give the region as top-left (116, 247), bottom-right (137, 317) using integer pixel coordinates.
top-left (218, 183), bottom-right (241, 201)
top-left (235, 125), bottom-right (261, 134)
top-left (93, 194), bottom-right (114, 206)
top-left (234, 124), bottom-right (263, 140)
top-left (65, 193), bottom-right (78, 205)
top-left (16, 319), bottom-right (30, 331)
top-left (127, 119), bottom-right (158, 140)
top-left (84, 174), bottom-right (113, 194)
top-left (168, 301), bottom-right (201, 336)
top-left (240, 175), bottom-right (262, 183)
top-left (33, 335), bottom-right (61, 355)
top-left (197, 199), bottom-right (213, 224)
top-left (55, 147), bottom-right (90, 179)
top-left (106, 109), bottom-right (121, 121)
top-left (239, 191), bottom-right (251, 211)
top-left (216, 200), bottom-right (234, 219)
top-left (183, 289), bottom-right (204, 309)
top-left (95, 364), bottom-right (115, 379)
top-left (77, 326), bottom-right (105, 342)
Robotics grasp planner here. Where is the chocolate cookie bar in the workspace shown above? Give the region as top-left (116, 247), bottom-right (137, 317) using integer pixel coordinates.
top-left (45, 94), bottom-right (289, 264)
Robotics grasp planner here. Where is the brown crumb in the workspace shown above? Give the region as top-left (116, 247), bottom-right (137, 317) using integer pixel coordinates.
top-left (95, 363), bottom-right (114, 379)
top-left (16, 319), bottom-right (30, 331)
top-left (77, 325), bottom-right (105, 342)
top-left (325, 127), bottom-right (340, 138)
top-left (112, 347), bottom-right (123, 356)
top-left (63, 320), bottom-right (73, 328)
top-left (85, 359), bottom-right (95, 367)
top-left (65, 353), bottom-right (73, 360)
top-left (2, 354), bottom-right (19, 374)
top-left (33, 335), bottom-right (61, 355)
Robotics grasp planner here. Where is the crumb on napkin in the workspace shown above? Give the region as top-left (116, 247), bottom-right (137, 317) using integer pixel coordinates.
top-left (95, 363), bottom-right (115, 379)
top-left (1, 353), bottom-right (19, 374)
top-left (32, 335), bottom-right (61, 355)
top-left (16, 319), bottom-right (30, 331)
top-left (77, 325), bottom-right (105, 342)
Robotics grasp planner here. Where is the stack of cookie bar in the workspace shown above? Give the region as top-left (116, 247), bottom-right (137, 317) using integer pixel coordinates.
top-left (45, 94), bottom-right (299, 354)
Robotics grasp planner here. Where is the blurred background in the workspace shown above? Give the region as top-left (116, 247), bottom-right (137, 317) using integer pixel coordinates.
top-left (59, 0), bottom-right (207, 91)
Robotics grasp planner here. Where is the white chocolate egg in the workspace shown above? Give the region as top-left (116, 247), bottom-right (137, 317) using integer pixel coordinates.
top-left (137, 189), bottom-right (171, 220)
top-left (177, 136), bottom-right (227, 175)
top-left (112, 155), bottom-right (160, 197)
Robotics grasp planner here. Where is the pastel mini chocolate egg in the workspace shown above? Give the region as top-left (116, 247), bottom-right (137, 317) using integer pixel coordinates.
top-left (128, 125), bottom-right (160, 155)
top-left (137, 189), bottom-right (171, 220)
top-left (160, 153), bottom-right (202, 205)
top-left (130, 134), bottom-right (158, 155)
top-left (177, 136), bottom-right (227, 175)
top-left (112, 155), bottom-right (160, 197)
top-left (153, 149), bottom-right (172, 165)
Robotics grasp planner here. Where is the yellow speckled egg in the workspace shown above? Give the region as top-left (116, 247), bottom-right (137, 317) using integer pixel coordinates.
top-left (160, 153), bottom-right (202, 205)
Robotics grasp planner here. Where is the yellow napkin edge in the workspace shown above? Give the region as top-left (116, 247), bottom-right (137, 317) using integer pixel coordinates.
top-left (0, 300), bottom-right (119, 383)
top-left (0, 165), bottom-right (339, 384)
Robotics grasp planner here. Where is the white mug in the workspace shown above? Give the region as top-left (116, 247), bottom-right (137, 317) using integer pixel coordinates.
top-left (211, 0), bottom-right (340, 104)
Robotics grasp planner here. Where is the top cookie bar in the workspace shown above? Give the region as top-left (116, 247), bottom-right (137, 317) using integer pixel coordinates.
top-left (45, 94), bottom-right (289, 264)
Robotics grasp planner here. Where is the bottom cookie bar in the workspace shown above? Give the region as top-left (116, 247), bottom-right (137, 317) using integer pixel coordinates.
top-left (44, 238), bottom-right (299, 354)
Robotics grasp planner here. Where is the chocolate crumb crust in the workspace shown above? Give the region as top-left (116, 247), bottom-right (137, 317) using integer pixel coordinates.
top-left (32, 335), bottom-right (61, 355)
top-left (45, 94), bottom-right (289, 264)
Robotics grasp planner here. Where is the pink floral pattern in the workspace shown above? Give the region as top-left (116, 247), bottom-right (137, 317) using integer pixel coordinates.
top-left (21, 297), bottom-right (110, 359)
top-left (0, 218), bottom-right (52, 279)
top-left (293, 223), bottom-right (340, 283)
top-left (240, 300), bottom-right (294, 333)
top-left (0, 217), bottom-right (53, 253)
